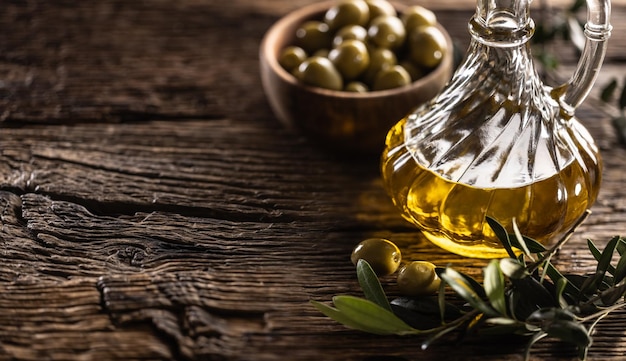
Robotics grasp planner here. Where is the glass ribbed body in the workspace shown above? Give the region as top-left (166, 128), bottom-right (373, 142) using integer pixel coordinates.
top-left (380, 5), bottom-right (603, 258)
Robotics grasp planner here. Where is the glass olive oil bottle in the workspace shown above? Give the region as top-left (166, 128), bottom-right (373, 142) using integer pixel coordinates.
top-left (380, 0), bottom-right (610, 258)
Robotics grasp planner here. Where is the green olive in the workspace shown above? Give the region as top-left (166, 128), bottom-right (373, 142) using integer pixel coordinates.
top-left (324, 0), bottom-right (370, 30)
top-left (278, 46), bottom-right (308, 72)
top-left (372, 64), bottom-right (411, 90)
top-left (313, 48), bottom-right (330, 58)
top-left (401, 5), bottom-right (437, 33)
top-left (361, 47), bottom-right (397, 85)
top-left (332, 24), bottom-right (368, 47)
top-left (367, 15), bottom-right (406, 49)
top-left (365, 0), bottom-right (396, 21)
top-left (397, 261), bottom-right (441, 297)
top-left (298, 56), bottom-right (343, 90)
top-left (350, 238), bottom-right (401, 276)
top-left (399, 60), bottom-right (424, 82)
top-left (345, 81), bottom-right (369, 92)
top-left (328, 39), bottom-right (370, 80)
top-left (408, 25), bottom-right (447, 68)
top-left (295, 20), bottom-right (332, 54)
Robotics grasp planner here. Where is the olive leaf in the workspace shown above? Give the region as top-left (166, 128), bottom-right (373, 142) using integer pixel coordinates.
top-left (310, 296), bottom-right (417, 335)
top-left (601, 78), bottom-right (618, 102)
top-left (441, 268), bottom-right (497, 317)
top-left (611, 115), bottom-right (626, 145)
top-left (390, 297), bottom-right (456, 330)
top-left (600, 283), bottom-right (626, 306)
top-left (332, 296), bottom-right (417, 335)
top-left (613, 251), bottom-right (626, 285)
top-left (587, 238), bottom-right (618, 276)
top-left (509, 234), bottom-right (546, 254)
top-left (555, 277), bottom-right (569, 308)
top-left (617, 238), bottom-right (626, 256)
top-left (486, 216), bottom-right (516, 258)
top-left (512, 219), bottom-right (533, 257)
top-left (499, 258), bottom-right (528, 280)
top-left (544, 319), bottom-right (591, 349)
top-left (484, 260), bottom-right (508, 316)
top-left (356, 259), bottom-right (391, 311)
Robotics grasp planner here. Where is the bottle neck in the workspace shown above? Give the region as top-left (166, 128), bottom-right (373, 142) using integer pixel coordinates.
top-left (469, 0), bottom-right (534, 47)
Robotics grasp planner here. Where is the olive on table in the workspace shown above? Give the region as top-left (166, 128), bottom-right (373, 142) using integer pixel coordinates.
top-left (408, 25), bottom-right (448, 68)
top-left (397, 261), bottom-right (441, 297)
top-left (328, 39), bottom-right (370, 80)
top-left (367, 15), bottom-right (406, 50)
top-left (324, 0), bottom-right (371, 30)
top-left (298, 56), bottom-right (344, 90)
top-left (350, 238), bottom-right (401, 276)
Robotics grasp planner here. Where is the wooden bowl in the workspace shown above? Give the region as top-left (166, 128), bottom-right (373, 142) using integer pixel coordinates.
top-left (259, 1), bottom-right (454, 155)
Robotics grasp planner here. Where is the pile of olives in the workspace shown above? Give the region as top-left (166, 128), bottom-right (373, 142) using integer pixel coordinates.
top-left (351, 238), bottom-right (441, 297)
top-left (278, 0), bottom-right (447, 92)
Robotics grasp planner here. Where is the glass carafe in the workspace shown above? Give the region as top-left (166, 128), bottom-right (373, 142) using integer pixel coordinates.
top-left (381, 0), bottom-right (612, 258)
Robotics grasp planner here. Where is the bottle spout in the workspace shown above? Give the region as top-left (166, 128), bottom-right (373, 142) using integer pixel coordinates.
top-left (470, 0), bottom-right (535, 46)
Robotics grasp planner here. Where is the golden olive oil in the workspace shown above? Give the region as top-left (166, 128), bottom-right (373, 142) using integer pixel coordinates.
top-left (381, 118), bottom-right (600, 259)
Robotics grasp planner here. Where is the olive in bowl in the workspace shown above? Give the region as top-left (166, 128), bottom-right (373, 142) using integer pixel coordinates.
top-left (259, 0), bottom-right (454, 155)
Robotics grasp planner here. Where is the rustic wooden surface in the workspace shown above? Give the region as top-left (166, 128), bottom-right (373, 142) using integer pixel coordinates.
top-left (1, 0), bottom-right (626, 360)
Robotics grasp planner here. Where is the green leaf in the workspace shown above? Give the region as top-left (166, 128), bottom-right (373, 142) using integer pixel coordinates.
top-left (332, 296), bottom-right (417, 335)
top-left (480, 317), bottom-right (527, 336)
top-left (582, 236), bottom-right (621, 294)
top-left (545, 263), bottom-right (581, 300)
top-left (545, 320), bottom-right (591, 349)
top-left (587, 238), bottom-right (617, 275)
top-left (596, 236), bottom-right (620, 275)
top-left (600, 283), bottom-right (626, 306)
top-left (509, 234), bottom-right (546, 254)
top-left (527, 307), bottom-right (577, 324)
top-left (484, 260), bottom-right (507, 315)
top-left (556, 277), bottom-right (570, 308)
top-left (390, 297), bottom-right (457, 330)
top-left (611, 115), bottom-right (626, 146)
top-left (511, 219), bottom-right (533, 257)
top-left (509, 277), bottom-right (558, 320)
top-left (441, 268), bottom-right (496, 316)
top-left (614, 251), bottom-right (626, 285)
top-left (601, 78), bottom-right (618, 103)
top-left (310, 297), bottom-right (416, 336)
top-left (617, 239), bottom-right (626, 256)
top-left (311, 300), bottom-right (386, 334)
top-left (486, 217), bottom-right (516, 258)
top-left (499, 258), bottom-right (529, 280)
top-left (356, 259), bottom-right (391, 311)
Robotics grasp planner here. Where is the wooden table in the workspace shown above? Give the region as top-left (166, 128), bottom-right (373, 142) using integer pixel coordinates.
top-left (1, 1), bottom-right (625, 360)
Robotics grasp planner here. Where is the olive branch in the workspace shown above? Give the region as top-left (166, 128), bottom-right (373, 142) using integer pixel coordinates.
top-left (311, 211), bottom-right (626, 360)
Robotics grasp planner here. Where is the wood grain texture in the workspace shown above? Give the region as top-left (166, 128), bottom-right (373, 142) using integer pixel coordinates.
top-left (1, 1), bottom-right (626, 360)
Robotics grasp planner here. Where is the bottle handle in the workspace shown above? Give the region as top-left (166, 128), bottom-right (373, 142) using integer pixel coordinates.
top-left (551, 0), bottom-right (612, 117)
